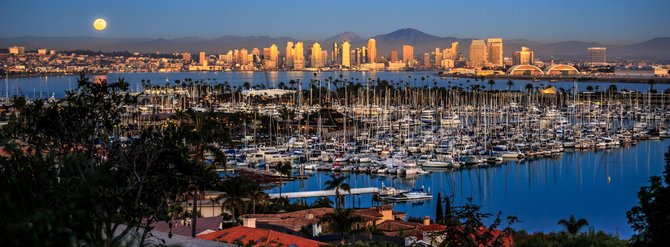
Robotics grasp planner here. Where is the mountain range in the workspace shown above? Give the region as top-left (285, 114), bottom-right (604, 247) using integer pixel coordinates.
top-left (1, 28), bottom-right (669, 60)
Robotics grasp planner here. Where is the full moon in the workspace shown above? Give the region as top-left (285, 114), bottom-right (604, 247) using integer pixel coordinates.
top-left (93, 18), bottom-right (107, 31)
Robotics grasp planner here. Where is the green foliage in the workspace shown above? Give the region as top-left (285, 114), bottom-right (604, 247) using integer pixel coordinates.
top-left (319, 208), bottom-right (366, 243)
top-left (627, 146), bottom-right (670, 246)
top-left (557, 215), bottom-right (589, 235)
top-left (324, 174), bottom-right (351, 209)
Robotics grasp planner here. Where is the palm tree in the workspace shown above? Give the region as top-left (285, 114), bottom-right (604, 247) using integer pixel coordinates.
top-left (319, 209), bottom-right (365, 244)
top-left (525, 83), bottom-right (534, 93)
top-left (275, 162), bottom-right (292, 198)
top-left (648, 79), bottom-right (656, 92)
top-left (558, 215), bottom-right (589, 235)
top-left (324, 174), bottom-right (351, 209)
top-left (487, 79), bottom-right (496, 91)
top-left (506, 80), bottom-right (514, 91)
top-left (217, 177), bottom-right (248, 224)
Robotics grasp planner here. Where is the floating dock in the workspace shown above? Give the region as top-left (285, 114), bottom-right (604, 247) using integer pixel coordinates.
top-left (268, 187), bottom-right (380, 199)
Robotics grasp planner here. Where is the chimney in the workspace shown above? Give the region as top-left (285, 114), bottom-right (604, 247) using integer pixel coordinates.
top-left (241, 217), bottom-right (256, 228)
top-left (423, 216), bottom-right (431, 226)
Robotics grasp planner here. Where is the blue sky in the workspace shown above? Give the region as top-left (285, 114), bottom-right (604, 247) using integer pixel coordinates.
top-left (1, 0), bottom-right (669, 44)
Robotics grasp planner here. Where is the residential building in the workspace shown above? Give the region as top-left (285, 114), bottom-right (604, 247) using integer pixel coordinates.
top-left (487, 38), bottom-right (503, 67)
top-left (469, 40), bottom-right (487, 68)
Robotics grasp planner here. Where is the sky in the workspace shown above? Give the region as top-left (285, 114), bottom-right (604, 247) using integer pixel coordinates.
top-left (1, 0), bottom-right (669, 44)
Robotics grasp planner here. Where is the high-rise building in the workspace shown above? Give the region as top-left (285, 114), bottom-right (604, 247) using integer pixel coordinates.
top-left (199, 51), bottom-right (208, 66)
top-left (513, 47), bottom-right (534, 65)
top-left (367, 38), bottom-right (377, 63)
top-left (361, 47), bottom-right (367, 64)
top-left (487, 38), bottom-right (503, 67)
top-left (588, 47), bottom-right (607, 66)
top-left (434, 48), bottom-right (442, 67)
top-left (332, 42), bottom-right (340, 65)
top-left (354, 48), bottom-right (361, 65)
top-left (402, 45), bottom-right (414, 65)
top-left (239, 49), bottom-right (249, 65)
top-left (341, 40), bottom-right (351, 67)
top-left (423, 53), bottom-right (431, 66)
top-left (294, 42), bottom-right (305, 70)
top-left (9, 46), bottom-right (25, 55)
top-left (310, 42), bottom-right (323, 68)
top-left (443, 42), bottom-right (459, 60)
top-left (286, 42), bottom-right (294, 68)
top-left (390, 50), bottom-right (399, 62)
top-left (469, 40), bottom-right (487, 68)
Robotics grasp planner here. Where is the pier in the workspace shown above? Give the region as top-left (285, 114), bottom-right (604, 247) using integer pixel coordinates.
top-left (268, 187), bottom-right (380, 199)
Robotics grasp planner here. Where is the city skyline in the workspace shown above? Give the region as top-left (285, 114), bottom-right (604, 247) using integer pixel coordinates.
top-left (2, 0), bottom-right (670, 44)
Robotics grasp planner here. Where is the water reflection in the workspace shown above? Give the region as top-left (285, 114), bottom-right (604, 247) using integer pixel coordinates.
top-left (273, 139), bottom-right (669, 238)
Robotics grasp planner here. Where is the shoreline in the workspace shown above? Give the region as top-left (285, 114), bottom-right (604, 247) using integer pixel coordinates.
top-left (4, 71), bottom-right (670, 84)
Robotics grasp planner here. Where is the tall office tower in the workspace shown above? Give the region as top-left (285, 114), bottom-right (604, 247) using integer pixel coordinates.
top-left (251, 48), bottom-right (260, 63)
top-left (321, 51), bottom-right (328, 67)
top-left (367, 38), bottom-right (377, 63)
top-left (513, 47), bottom-right (534, 65)
top-left (199, 52), bottom-right (207, 66)
top-left (443, 42), bottom-right (459, 60)
top-left (354, 48), bottom-right (361, 65)
top-left (402, 45), bottom-right (414, 64)
top-left (390, 50), bottom-right (399, 62)
top-left (182, 52), bottom-right (192, 61)
top-left (361, 47), bottom-right (367, 64)
top-left (294, 42), bottom-right (305, 70)
top-left (423, 53), bottom-right (431, 66)
top-left (588, 47), bottom-right (607, 66)
top-left (286, 42), bottom-right (294, 68)
top-left (434, 48), bottom-right (442, 67)
top-left (239, 49), bottom-right (249, 65)
top-left (270, 44), bottom-right (279, 65)
top-left (341, 40), bottom-right (351, 67)
top-left (332, 42), bottom-right (340, 65)
top-left (487, 38), bottom-right (503, 67)
top-left (310, 42), bottom-right (323, 68)
top-left (469, 40), bottom-right (488, 68)
top-left (225, 50), bottom-right (233, 64)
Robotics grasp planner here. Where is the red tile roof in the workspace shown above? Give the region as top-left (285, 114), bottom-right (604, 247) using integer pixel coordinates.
top-left (197, 226), bottom-right (327, 247)
top-left (241, 207), bottom-right (334, 231)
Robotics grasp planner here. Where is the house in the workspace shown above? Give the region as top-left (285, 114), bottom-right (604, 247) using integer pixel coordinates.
top-left (197, 225), bottom-right (327, 247)
top-left (152, 216), bottom-right (224, 237)
top-left (240, 207), bottom-right (334, 235)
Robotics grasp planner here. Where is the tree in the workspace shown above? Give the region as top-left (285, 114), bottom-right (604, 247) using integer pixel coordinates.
top-left (525, 83), bottom-right (534, 93)
top-left (506, 80), bottom-right (514, 91)
top-left (217, 176), bottom-right (248, 224)
top-left (319, 209), bottom-right (365, 244)
top-left (558, 215), bottom-right (589, 235)
top-left (0, 74), bottom-right (217, 246)
top-left (647, 79), bottom-right (656, 92)
top-left (627, 146), bottom-right (670, 246)
top-left (312, 196), bottom-right (334, 208)
top-left (435, 192), bottom-right (444, 224)
top-left (324, 174), bottom-right (351, 209)
top-left (586, 85), bottom-right (594, 92)
top-left (275, 161), bottom-right (292, 198)
top-left (488, 79), bottom-right (496, 91)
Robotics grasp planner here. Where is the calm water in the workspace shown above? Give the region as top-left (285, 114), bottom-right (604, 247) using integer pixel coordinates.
top-left (4, 71), bottom-right (669, 98)
top-left (270, 139), bottom-right (669, 238)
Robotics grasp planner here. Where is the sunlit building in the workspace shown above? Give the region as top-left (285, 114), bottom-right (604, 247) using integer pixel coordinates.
top-left (367, 38), bottom-right (377, 63)
top-left (434, 48), bottom-right (442, 67)
top-left (443, 42), bottom-right (459, 60)
top-left (286, 41), bottom-right (294, 68)
top-left (402, 45), bottom-right (414, 65)
top-left (423, 53), bottom-right (431, 66)
top-left (513, 47), bottom-right (534, 65)
top-left (544, 64), bottom-right (580, 75)
top-left (588, 47), bottom-right (607, 66)
top-left (332, 42), bottom-right (340, 65)
top-left (469, 40), bottom-right (487, 68)
top-left (310, 42), bottom-right (323, 68)
top-left (487, 38), bottom-right (503, 67)
top-left (182, 52), bottom-right (192, 62)
top-left (199, 51), bottom-right (207, 66)
top-left (390, 50), bottom-right (399, 62)
top-left (294, 42), bottom-right (305, 70)
top-left (507, 64), bottom-right (543, 76)
top-left (341, 40), bottom-right (351, 67)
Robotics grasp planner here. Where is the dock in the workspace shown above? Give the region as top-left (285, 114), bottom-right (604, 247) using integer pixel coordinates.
top-left (268, 187), bottom-right (380, 199)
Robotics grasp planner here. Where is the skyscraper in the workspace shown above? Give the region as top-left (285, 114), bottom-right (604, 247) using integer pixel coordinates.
top-left (443, 42), bottom-right (459, 60)
top-left (367, 38), bottom-right (377, 63)
top-left (332, 42), bottom-right (340, 65)
top-left (182, 52), bottom-right (192, 62)
top-left (487, 38), bottom-right (503, 67)
top-left (423, 53), bottom-right (431, 66)
top-left (390, 50), bottom-right (399, 62)
top-left (294, 42), bottom-right (304, 70)
top-left (310, 42), bottom-right (323, 68)
top-left (513, 47), bottom-right (534, 65)
top-left (588, 47), bottom-right (607, 66)
top-left (469, 40), bottom-right (487, 68)
top-left (402, 45), bottom-right (414, 65)
top-left (286, 41), bottom-right (294, 68)
top-left (341, 40), bottom-right (351, 67)
top-left (434, 48), bottom-right (442, 67)
top-left (199, 51), bottom-right (207, 66)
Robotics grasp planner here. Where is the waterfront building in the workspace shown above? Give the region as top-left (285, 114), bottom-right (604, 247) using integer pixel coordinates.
top-left (507, 64), bottom-right (544, 76)
top-left (341, 40), bottom-right (351, 67)
top-left (402, 45), bottom-right (414, 65)
top-left (513, 46), bottom-right (534, 65)
top-left (361, 47), bottom-right (367, 64)
top-left (310, 42), bottom-right (323, 68)
top-left (37, 48), bottom-right (47, 55)
top-left (332, 42), bottom-right (340, 65)
top-left (544, 64), bottom-right (580, 75)
top-left (286, 41), bottom-right (294, 68)
top-left (443, 42), bottom-right (459, 60)
top-left (469, 40), bottom-right (487, 68)
top-left (367, 38), bottom-right (377, 63)
top-left (487, 38), bottom-right (503, 67)
top-left (390, 50), bottom-right (399, 62)
top-left (588, 47), bottom-right (607, 66)
top-left (182, 52), bottom-right (191, 62)
top-left (294, 42), bottom-right (305, 70)
top-left (423, 53), bottom-right (431, 66)
top-left (8, 46), bottom-right (25, 55)
top-left (435, 48), bottom-right (442, 67)
top-left (199, 51), bottom-right (207, 66)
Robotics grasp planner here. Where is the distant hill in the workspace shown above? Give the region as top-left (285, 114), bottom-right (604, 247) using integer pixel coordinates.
top-left (1, 29), bottom-right (669, 59)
